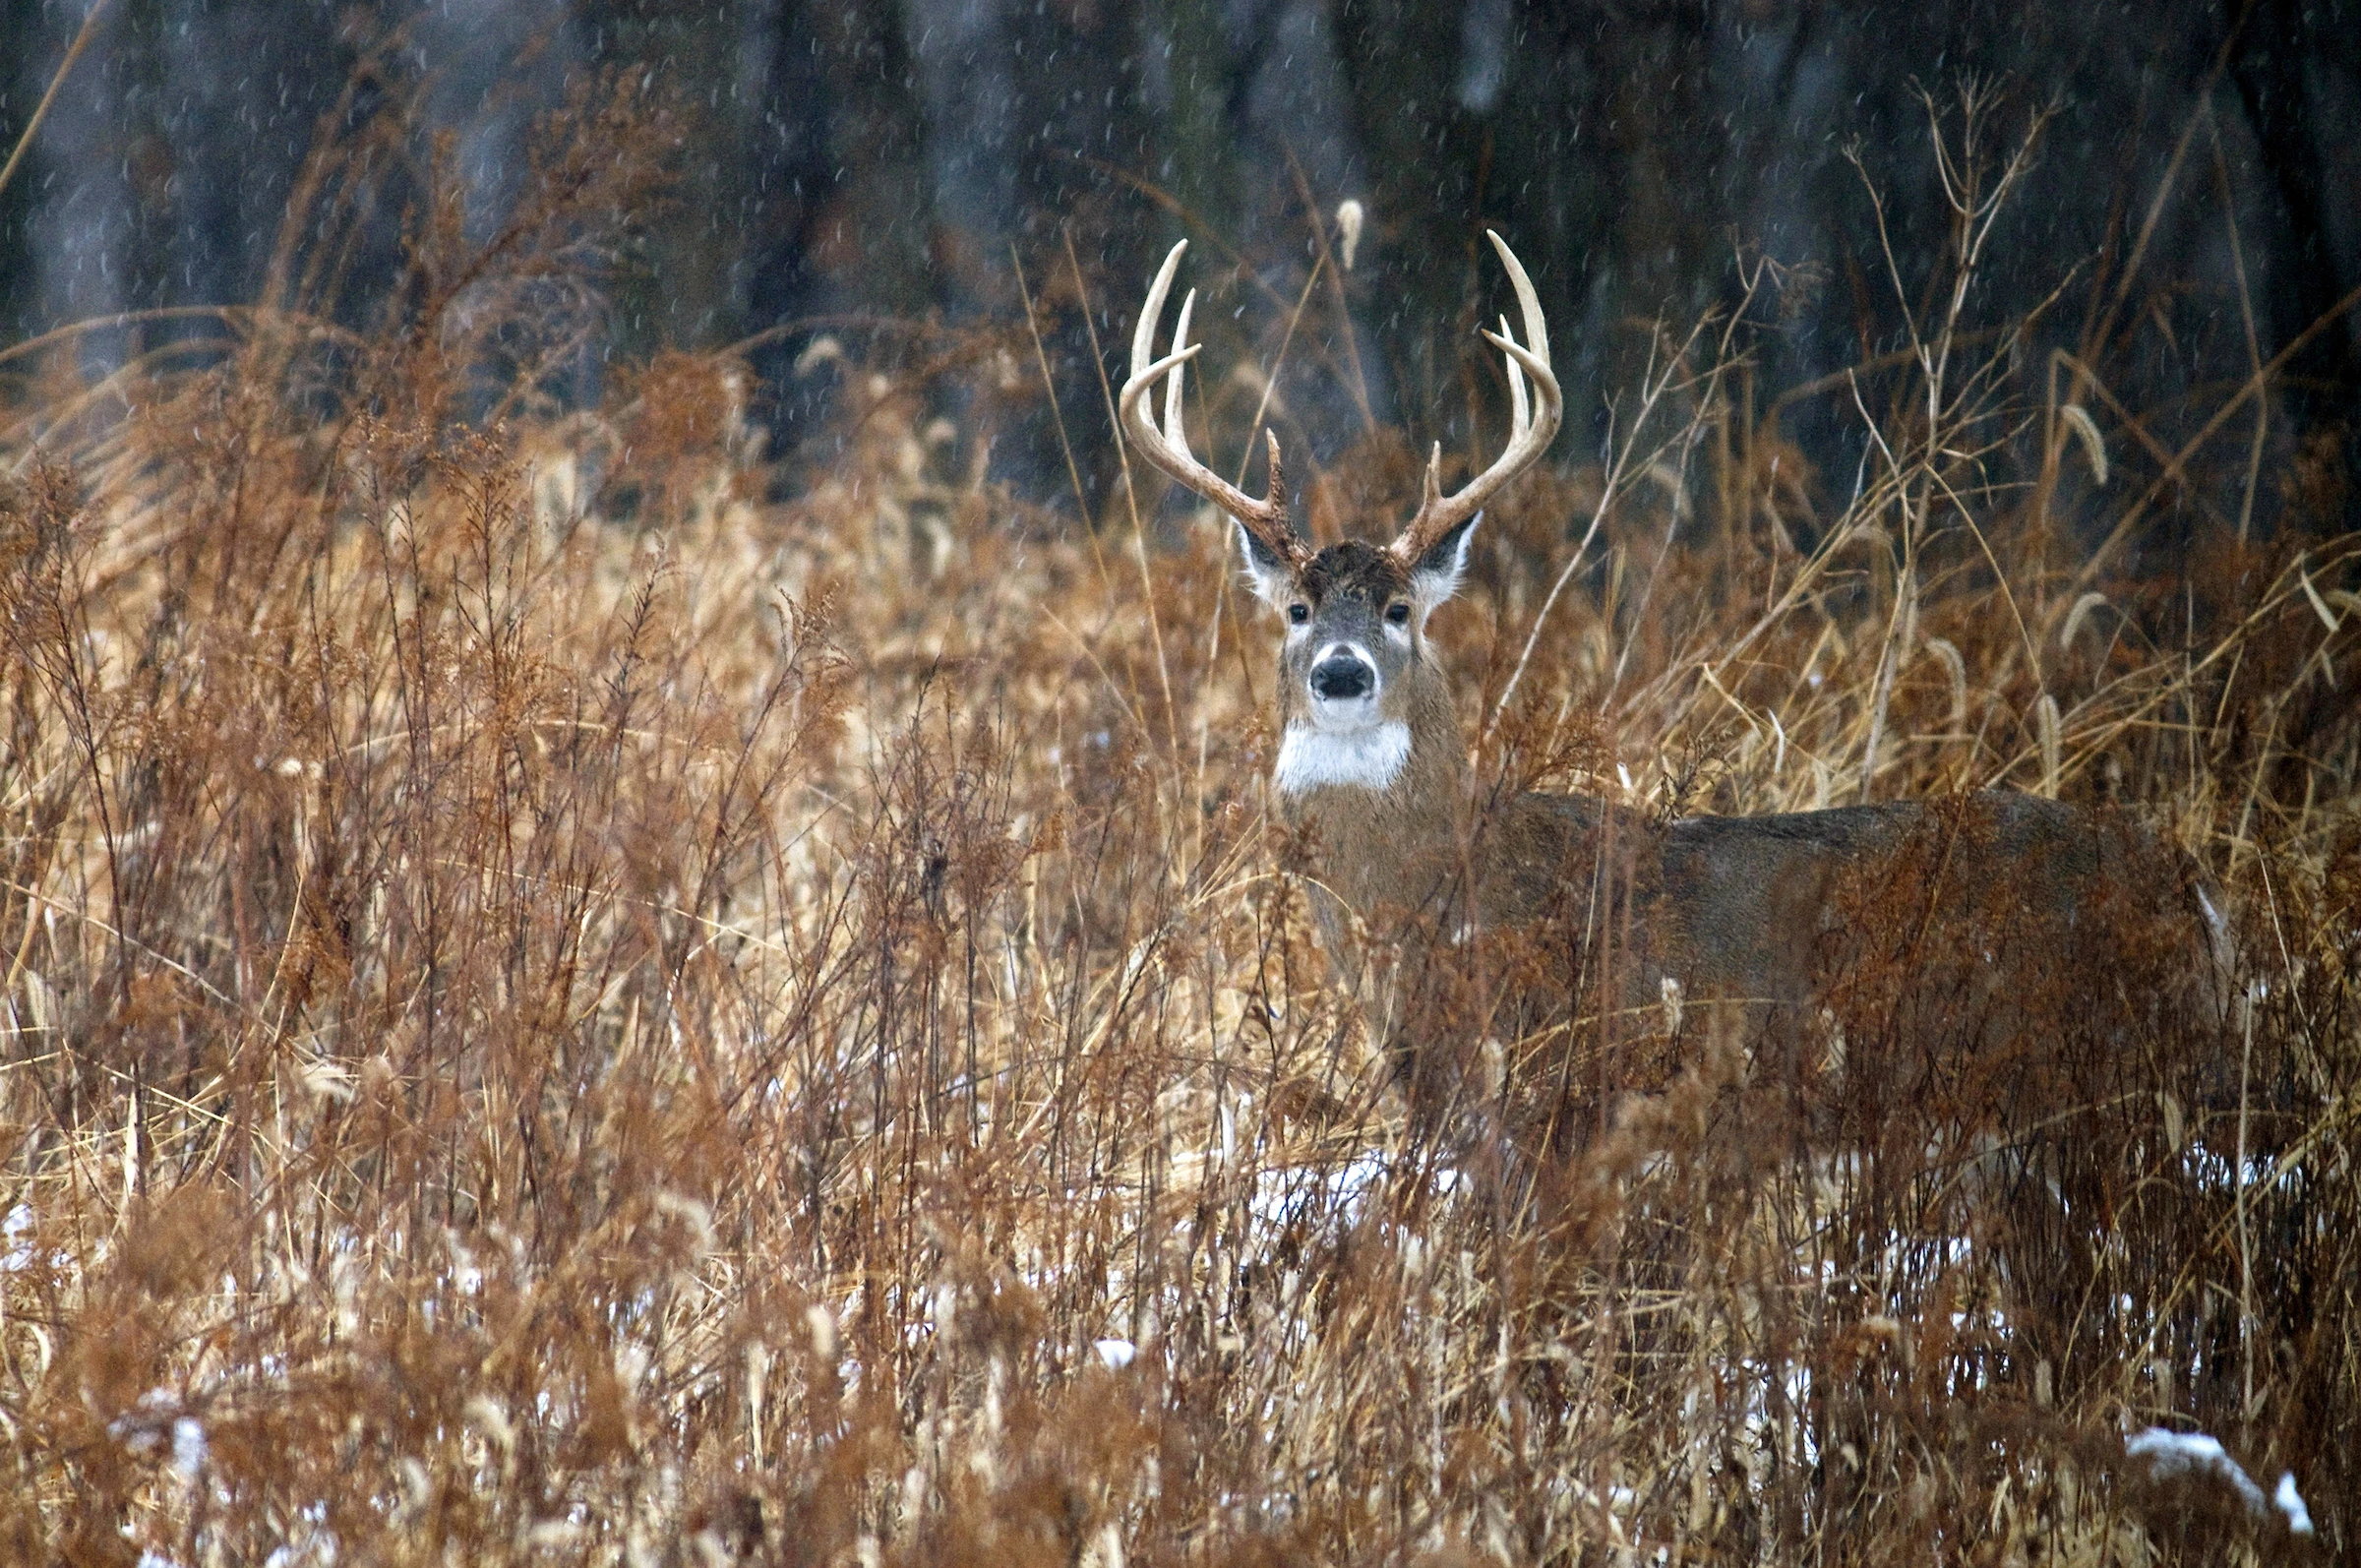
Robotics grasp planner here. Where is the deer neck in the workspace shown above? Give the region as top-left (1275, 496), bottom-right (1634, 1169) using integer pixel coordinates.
top-left (1273, 666), bottom-right (1471, 919)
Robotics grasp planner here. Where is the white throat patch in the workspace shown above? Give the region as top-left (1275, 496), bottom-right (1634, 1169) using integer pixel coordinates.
top-left (1273, 720), bottom-right (1411, 796)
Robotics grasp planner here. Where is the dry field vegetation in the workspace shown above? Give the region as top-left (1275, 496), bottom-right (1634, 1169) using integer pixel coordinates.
top-left (1, 75), bottom-right (2356, 1568)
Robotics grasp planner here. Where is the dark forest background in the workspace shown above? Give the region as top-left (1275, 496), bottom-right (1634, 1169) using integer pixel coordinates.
top-left (4, 0), bottom-right (2357, 536)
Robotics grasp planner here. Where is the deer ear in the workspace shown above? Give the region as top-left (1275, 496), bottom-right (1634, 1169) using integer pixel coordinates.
top-left (1235, 520), bottom-right (1298, 610)
top-left (1408, 512), bottom-right (1479, 613)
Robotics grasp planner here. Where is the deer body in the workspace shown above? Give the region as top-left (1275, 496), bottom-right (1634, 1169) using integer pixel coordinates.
top-left (1120, 235), bottom-right (2231, 1087)
top-left (1244, 527), bottom-right (2225, 1033)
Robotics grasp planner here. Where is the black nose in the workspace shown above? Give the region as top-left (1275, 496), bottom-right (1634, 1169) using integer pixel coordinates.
top-left (1310, 655), bottom-right (1373, 700)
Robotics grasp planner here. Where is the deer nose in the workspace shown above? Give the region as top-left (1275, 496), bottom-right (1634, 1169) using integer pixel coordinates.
top-left (1310, 653), bottom-right (1374, 701)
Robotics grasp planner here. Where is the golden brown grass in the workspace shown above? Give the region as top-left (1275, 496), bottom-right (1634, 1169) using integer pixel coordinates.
top-left (0, 74), bottom-right (2354, 1567)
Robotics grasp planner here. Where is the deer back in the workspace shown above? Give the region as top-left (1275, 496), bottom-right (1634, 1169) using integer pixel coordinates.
top-left (1473, 787), bottom-right (2234, 1044)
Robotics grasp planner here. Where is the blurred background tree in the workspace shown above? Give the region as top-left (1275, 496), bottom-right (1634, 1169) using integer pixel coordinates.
top-left (3, 0), bottom-right (2354, 536)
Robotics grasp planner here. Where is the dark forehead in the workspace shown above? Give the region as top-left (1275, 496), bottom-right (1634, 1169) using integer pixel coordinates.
top-left (1300, 540), bottom-right (1409, 599)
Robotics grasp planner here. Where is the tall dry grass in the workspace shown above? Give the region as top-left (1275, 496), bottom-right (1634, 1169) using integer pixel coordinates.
top-left (1, 72), bottom-right (2355, 1567)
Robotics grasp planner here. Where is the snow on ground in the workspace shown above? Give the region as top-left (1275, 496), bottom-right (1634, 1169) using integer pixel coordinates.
top-left (2126, 1426), bottom-right (2312, 1535)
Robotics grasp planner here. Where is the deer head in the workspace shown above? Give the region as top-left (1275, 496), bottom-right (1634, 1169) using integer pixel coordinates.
top-left (1119, 232), bottom-right (1562, 798)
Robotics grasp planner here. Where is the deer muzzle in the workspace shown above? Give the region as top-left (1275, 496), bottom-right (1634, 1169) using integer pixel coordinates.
top-left (1309, 648), bottom-right (1377, 705)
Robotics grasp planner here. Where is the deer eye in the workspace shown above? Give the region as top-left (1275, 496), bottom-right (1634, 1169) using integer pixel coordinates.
top-left (1385, 601), bottom-right (1413, 627)
top-left (1288, 603), bottom-right (1310, 625)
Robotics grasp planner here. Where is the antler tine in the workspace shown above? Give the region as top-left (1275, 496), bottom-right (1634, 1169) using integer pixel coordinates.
top-left (1162, 283), bottom-right (1196, 447)
top-left (1119, 240), bottom-right (1309, 568)
top-left (1387, 230), bottom-right (1563, 565)
top-left (1499, 315), bottom-right (1531, 441)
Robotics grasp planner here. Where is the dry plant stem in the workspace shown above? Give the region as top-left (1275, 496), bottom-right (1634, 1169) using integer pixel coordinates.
top-left (0, 0), bottom-right (113, 202)
top-left (2032, 561), bottom-right (2349, 789)
top-left (2238, 994), bottom-right (2256, 1418)
top-left (1062, 150), bottom-right (1359, 396)
top-left (1764, 329), bottom-right (2004, 426)
top-left (1063, 226), bottom-right (1182, 783)
top-left (1490, 302), bottom-right (1727, 737)
top-left (2207, 109), bottom-right (2270, 543)
top-left (2033, 30), bottom-right (2236, 534)
top-left (2087, 5), bottom-right (2252, 362)
top-left (1284, 152), bottom-right (1375, 435)
top-left (1208, 255), bottom-right (1326, 801)
top-left (2070, 275), bottom-right (2361, 596)
top-left (1847, 92), bottom-right (2047, 800)
top-left (1644, 387), bottom-right (1902, 749)
top-left (1850, 368), bottom-right (1916, 802)
top-left (1604, 428), bottom-right (1698, 713)
top-left (2047, 350), bottom-right (2193, 497)
top-left (258, 30), bottom-right (420, 319)
top-left (1923, 458), bottom-right (2041, 694)
top-left (0, 305), bottom-right (311, 372)
top-left (1233, 250), bottom-right (1327, 500)
top-left (1201, 203), bottom-right (1340, 828)
top-left (1010, 245), bottom-right (1114, 596)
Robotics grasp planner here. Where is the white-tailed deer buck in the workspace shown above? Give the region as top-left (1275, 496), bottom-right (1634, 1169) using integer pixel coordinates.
top-left (1121, 233), bottom-right (2235, 1117)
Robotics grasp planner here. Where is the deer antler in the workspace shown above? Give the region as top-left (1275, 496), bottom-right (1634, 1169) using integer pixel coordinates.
top-left (1120, 240), bottom-right (1310, 570)
top-left (1385, 230), bottom-right (1562, 566)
